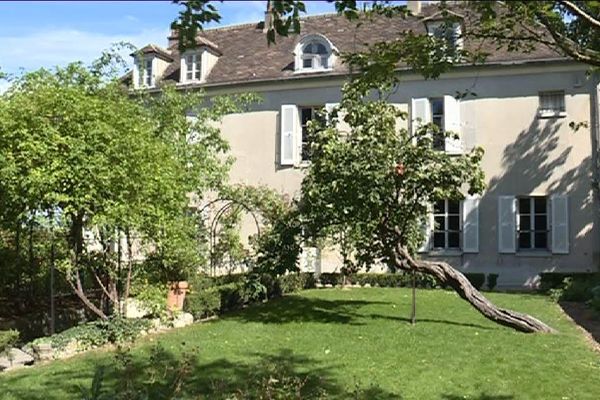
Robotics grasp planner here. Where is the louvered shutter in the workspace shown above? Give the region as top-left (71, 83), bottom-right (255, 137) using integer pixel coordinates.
top-left (280, 105), bottom-right (298, 166)
top-left (498, 196), bottom-right (516, 253)
top-left (462, 196), bottom-right (480, 253)
top-left (443, 95), bottom-right (463, 154)
top-left (411, 98), bottom-right (431, 137)
top-left (551, 195), bottom-right (569, 254)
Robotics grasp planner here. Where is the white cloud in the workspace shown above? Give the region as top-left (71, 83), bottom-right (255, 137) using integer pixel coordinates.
top-left (0, 28), bottom-right (170, 74)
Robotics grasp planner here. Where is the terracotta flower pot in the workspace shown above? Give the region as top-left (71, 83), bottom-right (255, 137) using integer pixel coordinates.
top-left (167, 281), bottom-right (189, 311)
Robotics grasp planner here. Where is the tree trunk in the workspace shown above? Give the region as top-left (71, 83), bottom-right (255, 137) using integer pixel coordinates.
top-left (410, 269), bottom-right (416, 325)
top-left (394, 244), bottom-right (556, 333)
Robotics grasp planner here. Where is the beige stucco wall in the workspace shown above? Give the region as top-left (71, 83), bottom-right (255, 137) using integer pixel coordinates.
top-left (208, 62), bottom-right (599, 287)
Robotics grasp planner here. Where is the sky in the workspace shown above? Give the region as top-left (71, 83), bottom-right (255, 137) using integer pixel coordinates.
top-left (0, 0), bottom-right (340, 87)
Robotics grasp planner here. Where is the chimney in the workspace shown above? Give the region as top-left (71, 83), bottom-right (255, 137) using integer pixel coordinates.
top-left (168, 28), bottom-right (179, 49)
top-left (263, 0), bottom-right (272, 33)
top-left (407, 0), bottom-right (422, 15)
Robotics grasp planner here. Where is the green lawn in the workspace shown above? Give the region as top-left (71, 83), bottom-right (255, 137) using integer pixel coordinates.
top-left (1, 288), bottom-right (599, 399)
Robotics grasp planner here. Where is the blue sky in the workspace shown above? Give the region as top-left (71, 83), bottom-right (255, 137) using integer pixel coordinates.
top-left (0, 0), bottom-right (339, 82)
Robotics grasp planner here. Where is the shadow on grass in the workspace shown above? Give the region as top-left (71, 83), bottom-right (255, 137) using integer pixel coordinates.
top-left (229, 294), bottom-right (497, 331)
top-left (1, 347), bottom-right (403, 399)
top-left (442, 394), bottom-right (514, 400)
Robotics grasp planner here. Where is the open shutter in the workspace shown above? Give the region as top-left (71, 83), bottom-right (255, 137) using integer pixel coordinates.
top-left (443, 95), bottom-right (463, 154)
top-left (411, 98), bottom-right (430, 137)
top-left (280, 104), bottom-right (298, 166)
top-left (462, 195), bottom-right (480, 253)
top-left (325, 103), bottom-right (339, 121)
top-left (551, 195), bottom-right (569, 254)
top-left (498, 196), bottom-right (516, 253)
top-left (417, 208), bottom-right (433, 253)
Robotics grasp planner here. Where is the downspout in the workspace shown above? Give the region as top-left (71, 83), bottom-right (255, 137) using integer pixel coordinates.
top-left (589, 72), bottom-right (600, 271)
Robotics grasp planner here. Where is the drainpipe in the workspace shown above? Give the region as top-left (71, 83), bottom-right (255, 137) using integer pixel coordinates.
top-left (590, 72), bottom-right (600, 270)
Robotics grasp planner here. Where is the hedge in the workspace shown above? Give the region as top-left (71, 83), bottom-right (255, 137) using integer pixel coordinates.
top-left (317, 272), bottom-right (487, 290)
top-left (539, 272), bottom-right (600, 292)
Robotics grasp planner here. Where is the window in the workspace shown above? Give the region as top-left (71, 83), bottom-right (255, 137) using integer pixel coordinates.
top-left (517, 196), bottom-right (548, 250)
top-left (426, 21), bottom-right (462, 55)
top-left (294, 35), bottom-right (335, 72)
top-left (433, 199), bottom-right (461, 250)
top-left (430, 98), bottom-right (445, 151)
top-left (138, 58), bottom-right (153, 87)
top-left (183, 52), bottom-right (201, 82)
top-left (299, 106), bottom-right (325, 161)
top-left (538, 91), bottom-right (565, 117)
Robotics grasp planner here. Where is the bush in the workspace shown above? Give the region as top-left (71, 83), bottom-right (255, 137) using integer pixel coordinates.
top-left (590, 286), bottom-right (600, 312)
top-left (279, 273), bottom-right (317, 294)
top-left (184, 287), bottom-right (221, 319)
top-left (547, 275), bottom-right (600, 303)
top-left (539, 272), bottom-right (599, 292)
top-left (464, 273), bottom-right (486, 290)
top-left (130, 281), bottom-right (168, 318)
top-left (319, 272), bottom-right (341, 286)
top-left (0, 330), bottom-right (19, 356)
top-left (217, 283), bottom-right (246, 312)
top-left (259, 273), bottom-right (282, 299)
top-left (486, 273), bottom-right (499, 291)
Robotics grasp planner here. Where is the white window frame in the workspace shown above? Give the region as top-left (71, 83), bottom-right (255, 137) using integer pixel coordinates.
top-left (294, 34), bottom-right (336, 73)
top-left (516, 196), bottom-right (550, 251)
top-left (298, 105), bottom-right (326, 164)
top-left (538, 90), bottom-right (566, 118)
top-left (426, 20), bottom-right (463, 53)
top-left (411, 96), bottom-right (463, 154)
top-left (136, 57), bottom-right (155, 88)
top-left (432, 199), bottom-right (462, 250)
top-left (181, 51), bottom-right (203, 83)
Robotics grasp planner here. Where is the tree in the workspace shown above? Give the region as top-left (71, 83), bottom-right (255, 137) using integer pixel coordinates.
top-left (0, 58), bottom-right (256, 319)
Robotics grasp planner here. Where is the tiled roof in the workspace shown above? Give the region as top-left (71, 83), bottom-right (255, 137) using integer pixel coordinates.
top-left (134, 44), bottom-right (174, 62)
top-left (148, 6), bottom-right (562, 87)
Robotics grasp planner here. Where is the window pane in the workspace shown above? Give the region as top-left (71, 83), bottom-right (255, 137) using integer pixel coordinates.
top-left (520, 216), bottom-right (531, 231)
top-left (519, 198), bottom-right (530, 214)
top-left (186, 70), bottom-right (193, 80)
top-left (434, 200), bottom-right (445, 214)
top-left (431, 99), bottom-right (444, 115)
top-left (194, 67), bottom-right (201, 80)
top-left (316, 43), bottom-right (327, 54)
top-left (434, 216), bottom-right (446, 231)
top-left (432, 116), bottom-right (443, 130)
top-left (321, 56), bottom-right (328, 69)
top-left (448, 215), bottom-right (460, 231)
top-left (518, 232), bottom-right (531, 249)
top-left (534, 197), bottom-right (547, 214)
top-left (534, 232), bottom-right (548, 249)
top-left (448, 232), bottom-right (460, 248)
top-left (303, 57), bottom-right (312, 68)
top-left (301, 108), bottom-right (313, 125)
top-left (535, 215), bottom-right (547, 231)
top-left (433, 232), bottom-right (445, 248)
top-left (448, 200), bottom-right (460, 214)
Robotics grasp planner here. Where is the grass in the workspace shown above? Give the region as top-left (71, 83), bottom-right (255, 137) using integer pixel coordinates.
top-left (1, 288), bottom-right (599, 399)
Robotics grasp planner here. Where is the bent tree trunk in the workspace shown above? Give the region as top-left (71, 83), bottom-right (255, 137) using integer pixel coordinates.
top-left (394, 244), bottom-right (556, 333)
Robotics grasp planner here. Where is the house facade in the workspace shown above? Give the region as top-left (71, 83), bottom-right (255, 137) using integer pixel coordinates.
top-left (131, 2), bottom-right (599, 288)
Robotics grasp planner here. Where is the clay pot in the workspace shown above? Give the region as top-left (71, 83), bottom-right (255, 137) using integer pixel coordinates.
top-left (166, 281), bottom-right (189, 311)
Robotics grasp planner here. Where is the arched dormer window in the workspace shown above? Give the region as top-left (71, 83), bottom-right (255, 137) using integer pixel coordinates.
top-left (294, 34), bottom-right (336, 73)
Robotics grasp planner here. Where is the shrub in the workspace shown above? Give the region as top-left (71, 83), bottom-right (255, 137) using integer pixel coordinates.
top-left (463, 273), bottom-right (486, 290)
top-left (184, 287), bottom-right (221, 320)
top-left (539, 272), bottom-right (599, 292)
top-left (259, 273), bottom-right (282, 299)
top-left (590, 285), bottom-right (600, 312)
top-left (279, 272), bottom-right (317, 293)
top-left (130, 281), bottom-right (168, 318)
top-left (217, 283), bottom-right (246, 312)
top-left (319, 272), bottom-right (341, 286)
top-left (487, 274), bottom-right (499, 291)
top-left (0, 330), bottom-right (19, 357)
top-left (546, 275), bottom-right (600, 303)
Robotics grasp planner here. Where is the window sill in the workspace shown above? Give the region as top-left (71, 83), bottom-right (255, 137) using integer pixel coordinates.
top-left (537, 111), bottom-right (566, 119)
top-left (515, 251), bottom-right (552, 258)
top-left (293, 68), bottom-right (334, 75)
top-left (426, 249), bottom-right (463, 257)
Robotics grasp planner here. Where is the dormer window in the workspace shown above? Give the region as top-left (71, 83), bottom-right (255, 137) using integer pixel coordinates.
top-left (426, 21), bottom-right (463, 55)
top-left (182, 51), bottom-right (202, 83)
top-left (138, 57), bottom-right (154, 87)
top-left (294, 34), bottom-right (336, 73)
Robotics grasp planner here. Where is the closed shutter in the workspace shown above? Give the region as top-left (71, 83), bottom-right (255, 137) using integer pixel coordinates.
top-left (498, 196), bottom-right (516, 253)
top-left (417, 209), bottom-right (433, 253)
top-left (300, 246), bottom-right (320, 272)
top-left (551, 195), bottom-right (569, 254)
top-left (443, 95), bottom-right (463, 154)
top-left (411, 98), bottom-right (431, 137)
top-left (462, 195), bottom-right (480, 253)
top-left (280, 104), bottom-right (298, 166)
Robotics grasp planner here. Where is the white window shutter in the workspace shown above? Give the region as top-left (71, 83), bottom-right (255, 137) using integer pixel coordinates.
top-left (280, 104), bottom-right (298, 166)
top-left (498, 196), bottom-right (516, 253)
top-left (417, 210), bottom-right (433, 253)
top-left (443, 95), bottom-right (463, 154)
top-left (411, 98), bottom-right (431, 136)
top-left (299, 246), bottom-right (320, 272)
top-left (551, 195), bottom-right (569, 254)
top-left (325, 103), bottom-right (339, 120)
top-left (462, 196), bottom-right (479, 253)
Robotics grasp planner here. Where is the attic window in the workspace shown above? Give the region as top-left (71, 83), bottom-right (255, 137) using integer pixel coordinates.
top-left (182, 51), bottom-right (202, 83)
top-left (426, 21), bottom-right (462, 54)
top-left (137, 57), bottom-right (154, 88)
top-left (295, 35), bottom-right (336, 72)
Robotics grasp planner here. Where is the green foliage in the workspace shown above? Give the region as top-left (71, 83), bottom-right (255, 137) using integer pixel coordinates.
top-left (0, 330), bottom-right (19, 357)
top-left (486, 273), bottom-right (499, 291)
top-left (546, 275), bottom-right (600, 304)
top-left (590, 286), bottom-right (600, 313)
top-left (278, 273), bottom-right (317, 294)
top-left (31, 317), bottom-right (150, 352)
top-left (539, 272), bottom-right (600, 292)
top-left (184, 287), bottom-right (221, 319)
top-left (463, 273), bottom-right (486, 291)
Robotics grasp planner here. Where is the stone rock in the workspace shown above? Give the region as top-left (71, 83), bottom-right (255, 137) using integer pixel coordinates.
top-left (32, 343), bottom-right (53, 362)
top-left (0, 348), bottom-right (35, 371)
top-left (123, 298), bottom-right (150, 319)
top-left (172, 312), bottom-right (194, 328)
top-left (364, 283), bottom-right (372, 288)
